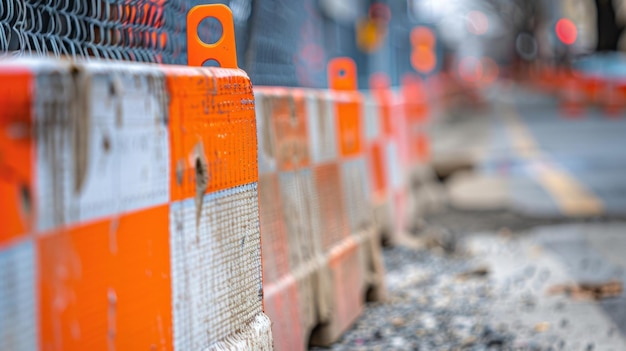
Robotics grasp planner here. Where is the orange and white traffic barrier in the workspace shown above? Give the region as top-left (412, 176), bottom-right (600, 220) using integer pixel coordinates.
top-left (325, 58), bottom-right (385, 342)
top-left (560, 75), bottom-right (586, 117)
top-left (600, 79), bottom-right (626, 117)
top-left (581, 76), bottom-right (603, 107)
top-left (400, 72), bottom-right (440, 232)
top-left (255, 58), bottom-right (386, 351)
top-left (402, 73), bottom-right (430, 166)
top-left (0, 5), bottom-right (272, 351)
top-left (363, 72), bottom-right (437, 244)
top-left (254, 87), bottom-right (323, 351)
top-left (364, 75), bottom-right (394, 245)
top-left (366, 73), bottom-right (410, 245)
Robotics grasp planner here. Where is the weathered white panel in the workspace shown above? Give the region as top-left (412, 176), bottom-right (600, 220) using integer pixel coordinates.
top-left (35, 65), bottom-right (169, 231)
top-left (170, 183), bottom-right (263, 350)
top-left (0, 239), bottom-right (36, 351)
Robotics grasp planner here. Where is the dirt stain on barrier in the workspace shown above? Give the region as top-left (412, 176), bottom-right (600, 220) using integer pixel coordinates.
top-left (193, 142), bottom-right (209, 229)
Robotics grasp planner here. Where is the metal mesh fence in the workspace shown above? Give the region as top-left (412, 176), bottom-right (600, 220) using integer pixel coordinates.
top-left (0, 0), bottom-right (188, 64)
top-left (242, 0), bottom-right (417, 88)
top-left (0, 0), bottom-right (419, 88)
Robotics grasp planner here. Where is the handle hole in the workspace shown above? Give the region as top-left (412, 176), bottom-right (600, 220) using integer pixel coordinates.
top-left (197, 16), bottom-right (223, 45)
top-left (338, 69), bottom-right (347, 77)
top-left (202, 59), bottom-right (221, 67)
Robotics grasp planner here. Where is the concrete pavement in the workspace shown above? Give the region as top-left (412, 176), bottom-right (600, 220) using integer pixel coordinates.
top-left (467, 222), bottom-right (626, 350)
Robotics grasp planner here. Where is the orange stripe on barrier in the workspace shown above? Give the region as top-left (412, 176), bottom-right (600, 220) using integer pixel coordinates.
top-left (334, 92), bottom-right (363, 158)
top-left (165, 66), bottom-right (258, 201)
top-left (363, 84), bottom-right (390, 212)
top-left (414, 131), bottom-right (430, 163)
top-left (269, 91), bottom-right (311, 171)
top-left (402, 73), bottom-right (430, 163)
top-left (39, 205), bottom-right (172, 351)
top-left (368, 141), bottom-right (387, 201)
top-left (0, 69), bottom-right (33, 243)
top-left (329, 59), bottom-right (363, 158)
top-left (402, 74), bottom-right (428, 125)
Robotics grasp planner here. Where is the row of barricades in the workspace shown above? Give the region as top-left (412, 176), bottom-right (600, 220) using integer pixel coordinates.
top-left (256, 59), bottom-right (433, 350)
top-left (528, 65), bottom-right (626, 117)
top-left (0, 6), bottom-right (437, 351)
top-left (0, 58), bottom-right (433, 351)
top-left (560, 75), bottom-right (626, 117)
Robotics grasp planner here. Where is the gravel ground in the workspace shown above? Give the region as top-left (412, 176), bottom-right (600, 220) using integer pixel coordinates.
top-left (311, 214), bottom-right (626, 351)
top-left (312, 245), bottom-right (540, 351)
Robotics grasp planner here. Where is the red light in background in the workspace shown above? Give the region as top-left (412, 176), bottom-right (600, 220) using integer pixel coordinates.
top-left (556, 18), bottom-right (577, 45)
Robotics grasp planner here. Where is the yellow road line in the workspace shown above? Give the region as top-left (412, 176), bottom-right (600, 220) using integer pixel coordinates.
top-left (501, 105), bottom-right (603, 217)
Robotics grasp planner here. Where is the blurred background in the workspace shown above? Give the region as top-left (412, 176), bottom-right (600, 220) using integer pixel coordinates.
top-left (202, 0), bottom-right (626, 90)
top-left (4, 0), bottom-right (626, 88)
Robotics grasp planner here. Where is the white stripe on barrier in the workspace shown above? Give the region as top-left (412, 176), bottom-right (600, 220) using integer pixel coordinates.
top-left (278, 170), bottom-right (321, 269)
top-left (170, 182), bottom-right (262, 349)
top-left (0, 240), bottom-right (36, 351)
top-left (386, 141), bottom-right (403, 191)
top-left (254, 91), bottom-right (277, 175)
top-left (363, 96), bottom-right (380, 142)
top-left (341, 158), bottom-right (372, 232)
top-left (35, 67), bottom-right (170, 232)
top-left (306, 91), bottom-right (338, 164)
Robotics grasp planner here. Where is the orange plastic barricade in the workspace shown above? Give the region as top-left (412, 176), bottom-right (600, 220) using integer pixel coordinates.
top-left (255, 87), bottom-right (324, 351)
top-left (328, 58), bottom-right (385, 341)
top-left (0, 6), bottom-right (272, 351)
top-left (601, 79), bottom-right (626, 117)
top-left (362, 72), bottom-right (434, 244)
top-left (365, 73), bottom-right (411, 244)
top-left (559, 74), bottom-right (586, 118)
top-left (254, 57), bottom-right (385, 351)
top-left (363, 74), bottom-right (395, 243)
top-left (402, 73), bottom-right (430, 165)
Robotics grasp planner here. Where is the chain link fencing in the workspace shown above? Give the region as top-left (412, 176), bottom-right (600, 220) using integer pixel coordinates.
top-left (1, 0), bottom-right (418, 88)
top-left (0, 0), bottom-right (189, 64)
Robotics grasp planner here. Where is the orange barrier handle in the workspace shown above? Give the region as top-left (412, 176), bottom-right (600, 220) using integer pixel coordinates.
top-left (187, 4), bottom-right (238, 68)
top-left (328, 57), bottom-right (358, 91)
